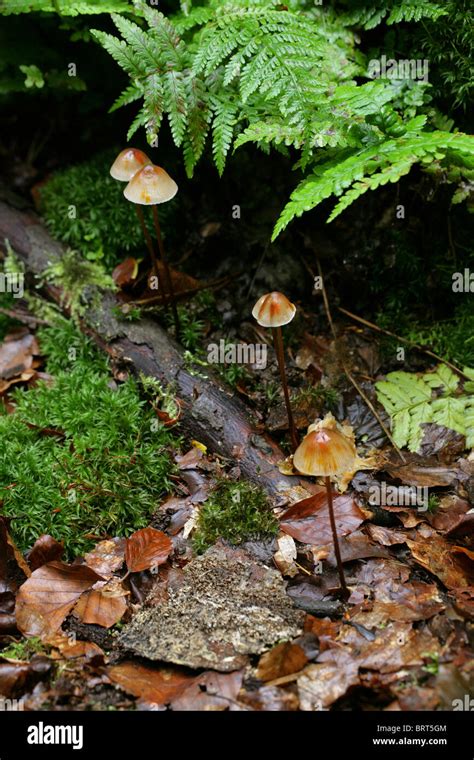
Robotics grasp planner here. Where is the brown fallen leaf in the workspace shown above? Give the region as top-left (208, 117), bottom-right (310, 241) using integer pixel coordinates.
top-left (366, 524), bottom-right (408, 547)
top-left (280, 490), bottom-right (365, 546)
top-left (15, 561), bottom-right (103, 639)
top-left (171, 670), bottom-right (244, 711)
top-left (0, 516), bottom-right (31, 578)
top-left (257, 642), bottom-right (308, 682)
top-left (107, 661), bottom-right (195, 705)
top-left (319, 530), bottom-right (390, 565)
top-left (26, 535), bottom-right (64, 571)
top-left (351, 581), bottom-right (444, 626)
top-left (406, 536), bottom-right (474, 590)
top-left (428, 495), bottom-right (474, 536)
top-left (0, 330), bottom-right (39, 380)
top-left (125, 527), bottom-right (172, 573)
top-left (0, 660), bottom-right (33, 698)
top-left (73, 579), bottom-right (128, 628)
top-left (450, 587), bottom-right (474, 620)
top-left (112, 257), bottom-right (139, 288)
top-left (298, 650), bottom-right (359, 711)
top-left (84, 538), bottom-right (126, 578)
top-left (273, 534), bottom-right (299, 577)
top-left (303, 616), bottom-right (341, 652)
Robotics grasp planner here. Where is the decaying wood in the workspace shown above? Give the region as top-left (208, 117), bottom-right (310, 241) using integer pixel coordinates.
top-left (0, 200), bottom-right (310, 505)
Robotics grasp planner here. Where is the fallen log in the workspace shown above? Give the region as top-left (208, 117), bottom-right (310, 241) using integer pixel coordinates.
top-left (0, 199), bottom-right (310, 505)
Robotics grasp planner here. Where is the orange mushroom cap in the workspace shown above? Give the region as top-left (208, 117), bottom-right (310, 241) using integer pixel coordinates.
top-left (110, 148), bottom-right (151, 182)
top-left (252, 291), bottom-right (296, 328)
top-left (293, 426), bottom-right (356, 477)
top-left (123, 164), bottom-right (178, 205)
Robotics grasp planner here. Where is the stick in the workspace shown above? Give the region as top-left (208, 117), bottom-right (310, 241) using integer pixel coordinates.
top-left (337, 306), bottom-right (469, 380)
top-left (314, 258), bottom-right (406, 463)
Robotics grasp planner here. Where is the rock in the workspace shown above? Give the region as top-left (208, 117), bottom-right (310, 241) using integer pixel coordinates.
top-left (119, 543), bottom-right (304, 672)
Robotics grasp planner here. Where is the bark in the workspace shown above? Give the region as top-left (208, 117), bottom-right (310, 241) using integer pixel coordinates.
top-left (0, 200), bottom-right (311, 505)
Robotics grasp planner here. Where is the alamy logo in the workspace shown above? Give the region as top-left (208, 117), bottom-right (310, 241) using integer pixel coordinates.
top-left (368, 482), bottom-right (428, 511)
top-left (207, 340), bottom-right (267, 369)
top-left (27, 722), bottom-right (84, 750)
top-left (452, 268), bottom-right (474, 292)
top-left (0, 272), bottom-right (24, 298)
top-left (0, 697), bottom-right (24, 711)
top-left (452, 695), bottom-right (474, 711)
top-left (368, 55), bottom-right (429, 83)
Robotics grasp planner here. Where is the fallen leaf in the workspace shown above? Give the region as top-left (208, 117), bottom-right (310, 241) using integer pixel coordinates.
top-left (298, 651), bottom-right (359, 710)
top-left (26, 535), bottom-right (64, 571)
top-left (15, 562), bottom-right (103, 639)
top-left (112, 257), bottom-right (139, 288)
top-left (125, 527), bottom-right (172, 573)
top-left (171, 670), bottom-right (244, 711)
top-left (406, 536), bottom-right (474, 590)
top-left (280, 490), bottom-right (365, 546)
top-left (257, 642), bottom-right (307, 682)
top-left (450, 587), bottom-right (474, 620)
top-left (0, 516), bottom-right (31, 578)
top-left (0, 330), bottom-right (39, 380)
top-left (73, 578), bottom-right (128, 628)
top-left (84, 538), bottom-right (126, 578)
top-left (273, 534), bottom-right (299, 577)
top-left (107, 662), bottom-right (195, 705)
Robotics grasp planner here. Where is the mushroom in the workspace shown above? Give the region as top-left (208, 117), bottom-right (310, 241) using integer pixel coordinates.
top-left (252, 291), bottom-right (298, 450)
top-left (109, 149), bottom-right (167, 310)
top-left (124, 164), bottom-right (180, 338)
top-left (293, 419), bottom-right (357, 599)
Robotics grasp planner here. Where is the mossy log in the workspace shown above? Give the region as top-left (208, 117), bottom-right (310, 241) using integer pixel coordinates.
top-left (0, 199), bottom-right (311, 505)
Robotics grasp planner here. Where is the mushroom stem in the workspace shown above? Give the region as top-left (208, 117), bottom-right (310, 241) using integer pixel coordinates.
top-left (273, 325), bottom-right (298, 451)
top-left (152, 205), bottom-right (181, 340)
top-left (134, 206), bottom-right (168, 309)
top-left (325, 475), bottom-right (348, 599)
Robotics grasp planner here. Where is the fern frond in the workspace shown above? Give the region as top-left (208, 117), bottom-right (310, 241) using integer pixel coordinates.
top-left (274, 131), bottom-right (474, 237)
top-left (375, 365), bottom-right (473, 452)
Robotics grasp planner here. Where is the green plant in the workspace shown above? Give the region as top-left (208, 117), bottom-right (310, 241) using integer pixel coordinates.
top-left (39, 151), bottom-right (174, 269)
top-left (39, 249), bottom-right (115, 319)
top-left (295, 385), bottom-right (340, 413)
top-left (93, 0), bottom-right (474, 237)
top-left (0, 1), bottom-right (134, 16)
top-left (0, 637), bottom-right (48, 660)
top-left (193, 479), bottom-right (278, 554)
top-left (0, 321), bottom-right (176, 556)
top-left (375, 364), bottom-right (474, 452)
top-left (165, 305), bottom-right (205, 351)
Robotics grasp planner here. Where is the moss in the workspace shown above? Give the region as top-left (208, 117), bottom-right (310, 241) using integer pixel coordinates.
top-left (39, 150), bottom-right (173, 269)
top-left (193, 480), bottom-right (278, 554)
top-left (0, 321), bottom-right (176, 557)
top-left (0, 637), bottom-right (48, 660)
top-left (39, 248), bottom-right (115, 320)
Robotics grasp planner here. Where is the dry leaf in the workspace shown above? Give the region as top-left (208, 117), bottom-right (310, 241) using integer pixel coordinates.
top-left (84, 538), bottom-right (126, 578)
top-left (125, 528), bottom-right (172, 573)
top-left (107, 661), bottom-right (195, 705)
top-left (15, 561), bottom-right (103, 639)
top-left (73, 579), bottom-right (128, 628)
top-left (257, 642), bottom-right (307, 682)
top-left (280, 490), bottom-right (364, 546)
top-left (26, 535), bottom-right (64, 571)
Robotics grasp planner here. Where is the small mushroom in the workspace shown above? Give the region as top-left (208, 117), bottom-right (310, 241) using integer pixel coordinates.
top-left (124, 164), bottom-right (180, 338)
top-left (109, 149), bottom-right (166, 310)
top-left (252, 291), bottom-right (298, 450)
top-left (293, 421), bottom-right (357, 600)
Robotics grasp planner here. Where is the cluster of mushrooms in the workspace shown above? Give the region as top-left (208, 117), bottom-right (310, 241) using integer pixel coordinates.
top-left (109, 148), bottom-right (180, 337)
top-left (253, 291), bottom-right (357, 599)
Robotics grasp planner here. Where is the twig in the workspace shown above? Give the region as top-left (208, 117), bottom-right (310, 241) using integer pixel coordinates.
top-left (130, 274), bottom-right (237, 307)
top-left (337, 306), bottom-right (469, 381)
top-left (314, 258), bottom-right (406, 463)
top-left (0, 307), bottom-right (50, 327)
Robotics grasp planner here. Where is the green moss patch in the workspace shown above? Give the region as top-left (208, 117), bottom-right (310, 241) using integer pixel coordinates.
top-left (193, 480), bottom-right (278, 554)
top-left (0, 322), bottom-right (176, 556)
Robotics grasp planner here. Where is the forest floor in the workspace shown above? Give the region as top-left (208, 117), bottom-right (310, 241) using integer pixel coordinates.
top-left (0, 205), bottom-right (473, 711)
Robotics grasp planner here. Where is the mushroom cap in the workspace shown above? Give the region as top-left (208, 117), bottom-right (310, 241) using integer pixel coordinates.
top-left (110, 148), bottom-right (151, 182)
top-left (293, 427), bottom-right (356, 477)
top-left (123, 164), bottom-right (178, 205)
top-left (252, 292), bottom-right (296, 328)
